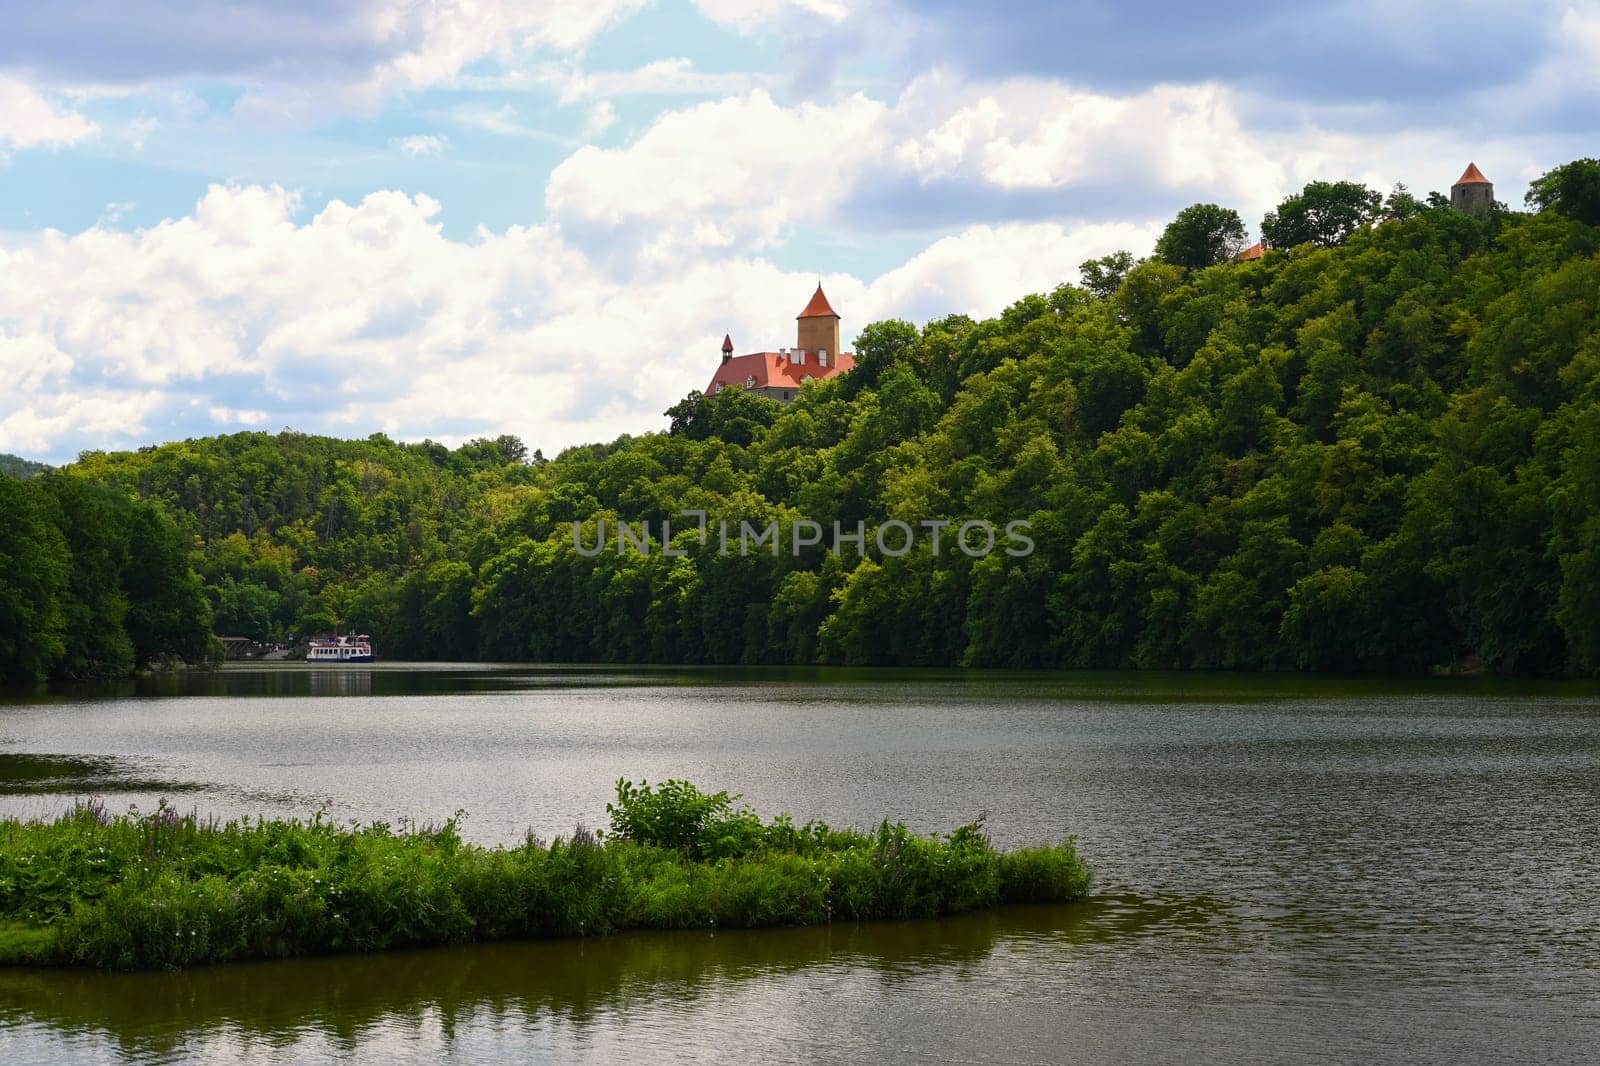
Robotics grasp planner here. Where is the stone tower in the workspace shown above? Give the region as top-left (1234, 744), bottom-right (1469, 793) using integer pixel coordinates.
top-left (1451, 163), bottom-right (1494, 216)
top-left (796, 283), bottom-right (841, 366)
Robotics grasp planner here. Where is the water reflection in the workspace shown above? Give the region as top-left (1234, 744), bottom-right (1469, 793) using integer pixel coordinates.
top-left (0, 753), bottom-right (203, 797)
top-left (0, 897), bottom-right (1204, 1063)
top-left (306, 670), bottom-right (372, 697)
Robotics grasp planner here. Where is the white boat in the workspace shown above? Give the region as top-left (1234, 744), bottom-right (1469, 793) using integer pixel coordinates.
top-left (306, 635), bottom-right (374, 663)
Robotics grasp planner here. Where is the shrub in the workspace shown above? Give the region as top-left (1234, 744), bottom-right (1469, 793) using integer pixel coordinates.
top-left (0, 783), bottom-right (1093, 970)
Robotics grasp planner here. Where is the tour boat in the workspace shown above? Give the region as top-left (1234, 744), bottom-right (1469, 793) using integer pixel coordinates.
top-left (305, 635), bottom-right (374, 663)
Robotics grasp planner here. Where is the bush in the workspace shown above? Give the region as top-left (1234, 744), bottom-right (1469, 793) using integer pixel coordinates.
top-left (0, 785), bottom-right (1093, 970)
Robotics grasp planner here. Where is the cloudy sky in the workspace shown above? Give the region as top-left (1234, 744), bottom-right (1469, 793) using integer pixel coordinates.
top-left (1, 0), bottom-right (1597, 462)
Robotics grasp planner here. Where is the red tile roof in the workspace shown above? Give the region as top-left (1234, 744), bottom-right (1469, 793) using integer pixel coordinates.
top-left (707, 350), bottom-right (856, 394)
top-left (722, 333), bottom-right (734, 353)
top-left (1455, 162), bottom-right (1491, 186)
top-left (1237, 242), bottom-right (1265, 261)
top-left (796, 284), bottom-right (838, 319)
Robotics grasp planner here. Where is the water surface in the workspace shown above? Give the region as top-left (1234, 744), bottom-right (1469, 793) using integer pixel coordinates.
top-left (1, 666), bottom-right (1596, 1063)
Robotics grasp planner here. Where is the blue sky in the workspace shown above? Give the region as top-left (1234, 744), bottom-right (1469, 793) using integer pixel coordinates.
top-left (1, 0), bottom-right (1597, 462)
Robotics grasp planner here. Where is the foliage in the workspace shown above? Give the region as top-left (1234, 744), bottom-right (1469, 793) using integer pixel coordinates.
top-left (51, 158), bottom-right (1600, 676)
top-left (1079, 251), bottom-right (1135, 299)
top-left (0, 453), bottom-right (50, 480)
top-left (1261, 180), bottom-right (1384, 249)
top-left (1525, 158), bottom-right (1600, 226)
top-left (1154, 203), bottom-right (1248, 269)
top-left (0, 786), bottom-right (1092, 970)
top-left (0, 475), bottom-right (213, 683)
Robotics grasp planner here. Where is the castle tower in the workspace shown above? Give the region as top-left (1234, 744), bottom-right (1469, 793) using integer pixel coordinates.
top-left (721, 333), bottom-right (734, 363)
top-left (796, 283), bottom-right (840, 366)
top-left (1451, 163), bottom-right (1494, 216)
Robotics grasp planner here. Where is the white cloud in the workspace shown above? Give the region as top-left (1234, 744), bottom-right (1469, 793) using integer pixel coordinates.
top-left (693, 0), bottom-right (850, 33)
top-left (0, 78), bottom-right (99, 149)
top-left (211, 0), bottom-right (652, 118)
top-left (858, 220), bottom-right (1164, 326)
top-left (373, 0), bottom-right (650, 94)
top-left (0, 391), bottom-right (164, 457)
top-left (443, 103), bottom-right (572, 143)
top-left (583, 101), bottom-right (618, 138)
top-left (555, 58), bottom-right (767, 103)
top-left (546, 90), bottom-right (888, 252)
top-left (393, 134), bottom-right (447, 157)
top-left (208, 406), bottom-right (271, 426)
top-left (892, 76), bottom-right (1298, 210)
top-left (0, 181), bottom-right (1154, 461)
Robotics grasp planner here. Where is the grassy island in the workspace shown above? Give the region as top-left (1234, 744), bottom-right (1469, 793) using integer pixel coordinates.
top-left (0, 780), bottom-right (1090, 970)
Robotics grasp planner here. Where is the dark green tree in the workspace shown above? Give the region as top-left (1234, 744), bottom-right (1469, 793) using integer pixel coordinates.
top-left (1079, 251), bottom-right (1135, 299)
top-left (1525, 158), bottom-right (1600, 225)
top-left (1261, 180), bottom-right (1383, 248)
top-left (1154, 204), bottom-right (1248, 269)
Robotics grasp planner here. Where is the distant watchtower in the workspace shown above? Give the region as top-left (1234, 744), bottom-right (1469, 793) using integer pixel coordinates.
top-left (1451, 163), bottom-right (1494, 217)
top-left (796, 283), bottom-right (841, 363)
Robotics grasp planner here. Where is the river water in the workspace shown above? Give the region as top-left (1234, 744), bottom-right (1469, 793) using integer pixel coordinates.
top-left (0, 665), bottom-right (1597, 1063)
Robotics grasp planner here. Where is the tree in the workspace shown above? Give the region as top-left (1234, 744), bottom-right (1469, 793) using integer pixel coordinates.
top-left (1154, 204), bottom-right (1248, 270)
top-left (1079, 251), bottom-right (1135, 299)
top-left (0, 477), bottom-right (70, 682)
top-left (1261, 181), bottom-right (1383, 249)
top-left (844, 318), bottom-right (920, 396)
top-left (1525, 158), bottom-right (1600, 225)
top-left (665, 388), bottom-right (782, 445)
top-left (0, 453), bottom-right (50, 479)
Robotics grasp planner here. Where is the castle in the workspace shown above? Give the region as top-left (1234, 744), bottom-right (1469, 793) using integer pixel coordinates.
top-left (1236, 163), bottom-right (1496, 260)
top-left (1451, 162), bottom-right (1494, 215)
top-left (707, 284), bottom-right (856, 402)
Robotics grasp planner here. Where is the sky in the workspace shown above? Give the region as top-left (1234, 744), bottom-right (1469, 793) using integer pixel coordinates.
top-left (1, 0), bottom-right (1597, 463)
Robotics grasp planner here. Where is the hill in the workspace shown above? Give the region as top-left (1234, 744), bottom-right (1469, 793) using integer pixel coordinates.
top-left (0, 453), bottom-right (49, 480)
top-left (54, 165), bottom-right (1600, 676)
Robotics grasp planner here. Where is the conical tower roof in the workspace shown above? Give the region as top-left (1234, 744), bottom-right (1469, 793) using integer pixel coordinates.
top-left (797, 283), bottom-right (838, 319)
top-left (722, 333), bottom-right (734, 352)
top-left (1455, 162), bottom-right (1491, 186)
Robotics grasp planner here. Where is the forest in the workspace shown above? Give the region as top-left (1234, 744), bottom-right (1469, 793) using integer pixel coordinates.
top-left (6, 159), bottom-right (1600, 678)
top-left (0, 454), bottom-right (49, 480)
top-left (0, 474), bottom-right (214, 683)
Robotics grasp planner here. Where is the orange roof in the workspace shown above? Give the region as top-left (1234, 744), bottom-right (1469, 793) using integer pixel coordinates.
top-left (1237, 242), bottom-right (1265, 261)
top-left (721, 333), bottom-right (734, 352)
top-left (707, 350), bottom-right (856, 394)
top-left (796, 284), bottom-right (838, 319)
top-left (1455, 162), bottom-right (1491, 186)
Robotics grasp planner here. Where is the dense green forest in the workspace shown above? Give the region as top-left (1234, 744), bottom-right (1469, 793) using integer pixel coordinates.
top-left (11, 160), bottom-right (1600, 677)
top-left (0, 475), bottom-right (214, 683)
top-left (0, 453), bottom-right (49, 480)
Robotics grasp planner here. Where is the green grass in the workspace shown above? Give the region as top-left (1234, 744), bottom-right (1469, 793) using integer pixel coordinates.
top-left (0, 782), bottom-right (1091, 970)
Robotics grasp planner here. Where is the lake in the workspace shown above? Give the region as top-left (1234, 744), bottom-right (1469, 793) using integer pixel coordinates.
top-left (1, 665), bottom-right (1598, 1063)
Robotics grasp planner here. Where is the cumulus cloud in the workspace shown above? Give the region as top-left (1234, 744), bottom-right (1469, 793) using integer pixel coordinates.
top-left (546, 90), bottom-right (888, 254)
top-left (0, 78), bottom-right (99, 148)
top-left (548, 67), bottom-right (1580, 252)
top-left (856, 220), bottom-right (1162, 325)
top-left (209, 406), bottom-right (271, 426)
top-left (0, 182), bottom-right (1138, 461)
top-left (3, 1), bottom-right (1594, 465)
top-left (0, 1), bottom-right (651, 114)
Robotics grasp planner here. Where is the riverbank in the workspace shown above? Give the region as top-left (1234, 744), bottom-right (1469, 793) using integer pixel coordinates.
top-left (0, 780), bottom-right (1090, 970)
